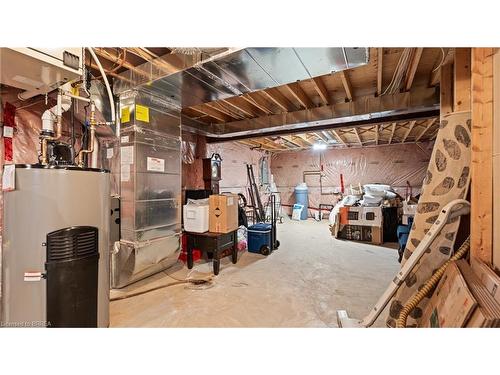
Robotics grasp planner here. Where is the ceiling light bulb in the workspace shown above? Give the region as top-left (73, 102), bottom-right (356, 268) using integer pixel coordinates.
top-left (313, 143), bottom-right (327, 150)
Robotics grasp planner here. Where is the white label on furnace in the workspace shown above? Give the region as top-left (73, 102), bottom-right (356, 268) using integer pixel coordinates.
top-left (24, 272), bottom-right (42, 282)
top-left (147, 157), bottom-right (165, 172)
top-left (121, 136), bottom-right (129, 143)
top-left (3, 126), bottom-right (14, 138)
top-left (2, 164), bottom-right (15, 191)
top-left (120, 146), bottom-right (134, 164)
top-left (106, 148), bottom-right (114, 159)
top-left (227, 197), bottom-right (234, 206)
top-left (121, 164), bottom-right (130, 182)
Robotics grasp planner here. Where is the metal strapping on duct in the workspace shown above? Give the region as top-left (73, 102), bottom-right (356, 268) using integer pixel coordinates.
top-left (115, 48), bottom-right (369, 108)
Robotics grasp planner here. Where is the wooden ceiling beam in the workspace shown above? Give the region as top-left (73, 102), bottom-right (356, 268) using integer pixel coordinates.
top-left (286, 82), bottom-right (314, 109)
top-left (377, 48), bottom-right (383, 97)
top-left (93, 48), bottom-right (148, 76)
top-left (388, 122), bottom-right (396, 144)
top-left (190, 105), bottom-right (231, 123)
top-left (401, 120), bottom-right (416, 143)
top-left (204, 102), bottom-right (243, 120)
top-left (260, 88), bottom-right (297, 112)
top-left (203, 87), bottom-right (439, 136)
top-left (414, 118), bottom-right (437, 142)
top-left (404, 48), bottom-right (424, 92)
top-left (311, 77), bottom-right (330, 105)
top-left (339, 70), bottom-right (354, 102)
top-left (222, 99), bottom-right (263, 118)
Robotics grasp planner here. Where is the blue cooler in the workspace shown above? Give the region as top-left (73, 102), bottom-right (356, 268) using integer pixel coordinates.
top-left (248, 223), bottom-right (272, 255)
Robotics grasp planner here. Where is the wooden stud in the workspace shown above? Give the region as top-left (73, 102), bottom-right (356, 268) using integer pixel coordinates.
top-left (404, 48), bottom-right (424, 92)
top-left (440, 63), bottom-right (454, 115)
top-left (375, 125), bottom-right (379, 145)
top-left (454, 48), bottom-right (472, 112)
top-left (401, 120), bottom-right (416, 143)
top-left (471, 48), bottom-right (494, 263)
top-left (286, 82), bottom-right (314, 109)
top-left (340, 70), bottom-right (353, 101)
top-left (311, 77), bottom-right (330, 105)
top-left (377, 48), bottom-right (383, 96)
top-left (388, 122), bottom-right (396, 144)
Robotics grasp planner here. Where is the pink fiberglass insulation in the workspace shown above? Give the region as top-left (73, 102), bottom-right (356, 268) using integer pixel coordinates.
top-left (207, 142), bottom-right (269, 197)
top-left (271, 142), bottom-right (433, 216)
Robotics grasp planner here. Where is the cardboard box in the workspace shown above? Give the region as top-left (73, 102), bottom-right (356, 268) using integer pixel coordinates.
top-left (457, 260), bottom-right (500, 328)
top-left (209, 194), bottom-right (238, 234)
top-left (338, 224), bottom-right (383, 245)
top-left (470, 258), bottom-right (500, 304)
top-left (420, 262), bottom-right (477, 328)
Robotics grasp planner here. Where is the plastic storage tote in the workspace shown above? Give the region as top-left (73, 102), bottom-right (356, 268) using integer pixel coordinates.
top-left (248, 223), bottom-right (272, 255)
top-left (183, 202), bottom-right (209, 233)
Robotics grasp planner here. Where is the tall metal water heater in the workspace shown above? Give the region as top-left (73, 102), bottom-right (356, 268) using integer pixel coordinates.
top-left (1, 165), bottom-right (110, 327)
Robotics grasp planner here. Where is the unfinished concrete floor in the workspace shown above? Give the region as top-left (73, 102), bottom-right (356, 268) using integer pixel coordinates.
top-left (110, 218), bottom-right (400, 327)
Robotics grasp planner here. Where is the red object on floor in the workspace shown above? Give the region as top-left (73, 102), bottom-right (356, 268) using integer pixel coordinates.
top-left (178, 249), bottom-right (202, 264)
top-left (179, 233), bottom-right (202, 263)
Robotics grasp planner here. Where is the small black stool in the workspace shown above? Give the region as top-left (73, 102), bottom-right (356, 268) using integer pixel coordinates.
top-left (185, 230), bottom-right (238, 275)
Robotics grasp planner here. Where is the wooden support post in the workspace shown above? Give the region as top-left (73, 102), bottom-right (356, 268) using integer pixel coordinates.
top-left (471, 48), bottom-right (494, 263)
top-left (454, 48), bottom-right (472, 112)
top-left (440, 63), bottom-right (454, 115)
top-left (493, 49), bottom-right (500, 271)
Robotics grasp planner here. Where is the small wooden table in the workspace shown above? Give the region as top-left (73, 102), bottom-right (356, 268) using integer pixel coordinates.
top-left (185, 230), bottom-right (238, 275)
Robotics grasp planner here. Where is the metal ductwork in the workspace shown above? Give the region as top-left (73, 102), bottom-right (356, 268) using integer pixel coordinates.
top-left (115, 48), bottom-right (370, 108)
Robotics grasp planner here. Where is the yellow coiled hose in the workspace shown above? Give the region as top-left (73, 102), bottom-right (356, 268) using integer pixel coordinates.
top-left (396, 236), bottom-right (471, 328)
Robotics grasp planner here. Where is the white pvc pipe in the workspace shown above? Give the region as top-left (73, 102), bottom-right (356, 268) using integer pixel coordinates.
top-left (86, 47), bottom-right (116, 124)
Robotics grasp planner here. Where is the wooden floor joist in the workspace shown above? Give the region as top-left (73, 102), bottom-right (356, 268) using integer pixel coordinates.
top-left (340, 70), bottom-right (353, 101)
top-left (377, 48), bottom-right (383, 97)
top-left (404, 48), bottom-right (423, 92)
top-left (286, 82), bottom-right (314, 109)
top-left (311, 77), bottom-right (330, 105)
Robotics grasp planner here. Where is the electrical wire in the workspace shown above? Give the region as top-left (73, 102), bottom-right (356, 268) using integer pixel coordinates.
top-left (110, 279), bottom-right (211, 301)
top-left (110, 263), bottom-right (214, 301)
top-left (432, 48), bottom-right (446, 73)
